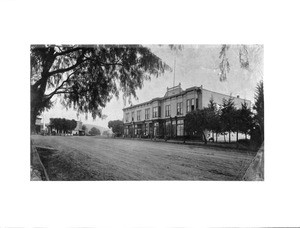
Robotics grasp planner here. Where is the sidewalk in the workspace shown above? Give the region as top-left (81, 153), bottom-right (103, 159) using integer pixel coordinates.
top-left (120, 136), bottom-right (256, 153)
top-left (30, 140), bottom-right (49, 181)
top-left (242, 143), bottom-right (264, 181)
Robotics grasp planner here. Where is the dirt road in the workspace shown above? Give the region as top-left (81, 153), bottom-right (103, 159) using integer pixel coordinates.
top-left (31, 135), bottom-right (255, 180)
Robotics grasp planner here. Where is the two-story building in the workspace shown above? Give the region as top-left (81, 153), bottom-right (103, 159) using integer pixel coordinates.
top-left (122, 83), bottom-right (251, 139)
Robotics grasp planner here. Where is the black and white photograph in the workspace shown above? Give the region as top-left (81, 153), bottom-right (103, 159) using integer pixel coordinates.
top-left (1, 0), bottom-right (300, 227)
top-left (30, 44), bottom-right (264, 181)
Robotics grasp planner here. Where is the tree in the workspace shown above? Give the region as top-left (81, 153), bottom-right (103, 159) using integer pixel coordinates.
top-left (219, 45), bottom-right (231, 81)
top-left (206, 97), bottom-right (221, 142)
top-left (89, 127), bottom-right (100, 136)
top-left (220, 97), bottom-right (236, 143)
top-left (82, 125), bottom-right (87, 132)
top-left (49, 118), bottom-right (77, 134)
top-left (218, 44), bottom-right (263, 81)
top-left (184, 109), bottom-right (208, 144)
top-left (233, 108), bottom-right (241, 142)
top-left (238, 101), bottom-right (253, 140)
top-left (31, 45), bottom-right (170, 132)
top-left (253, 80), bottom-right (264, 143)
top-left (108, 120), bottom-right (124, 137)
top-left (69, 119), bottom-right (77, 132)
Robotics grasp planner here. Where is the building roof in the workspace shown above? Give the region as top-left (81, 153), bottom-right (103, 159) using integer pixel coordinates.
top-left (164, 83), bottom-right (183, 97)
top-left (122, 84), bottom-right (251, 111)
top-left (123, 84), bottom-right (201, 111)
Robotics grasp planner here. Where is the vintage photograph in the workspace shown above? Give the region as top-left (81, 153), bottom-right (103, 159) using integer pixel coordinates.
top-left (30, 44), bottom-right (264, 181)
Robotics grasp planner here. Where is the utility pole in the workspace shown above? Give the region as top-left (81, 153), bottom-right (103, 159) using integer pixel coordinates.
top-left (173, 55), bottom-right (176, 87)
top-left (42, 112), bottom-right (44, 135)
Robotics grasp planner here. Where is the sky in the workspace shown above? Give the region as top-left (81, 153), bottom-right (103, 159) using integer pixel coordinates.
top-left (42, 45), bottom-right (263, 128)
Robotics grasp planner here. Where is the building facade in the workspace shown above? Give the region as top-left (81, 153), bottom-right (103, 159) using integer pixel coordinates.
top-left (72, 121), bottom-right (85, 136)
top-left (122, 84), bottom-right (251, 139)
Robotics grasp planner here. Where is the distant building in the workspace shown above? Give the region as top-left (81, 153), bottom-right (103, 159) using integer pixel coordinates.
top-left (34, 117), bottom-right (43, 133)
top-left (122, 83), bottom-right (251, 139)
top-left (72, 121), bottom-right (85, 136)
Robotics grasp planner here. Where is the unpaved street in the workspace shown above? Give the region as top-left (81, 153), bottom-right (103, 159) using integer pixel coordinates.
top-left (31, 135), bottom-right (255, 180)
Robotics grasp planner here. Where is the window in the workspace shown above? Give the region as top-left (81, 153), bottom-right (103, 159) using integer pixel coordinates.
top-left (191, 98), bottom-right (195, 111)
top-left (187, 99), bottom-right (195, 112)
top-left (145, 123), bottom-right (149, 135)
top-left (177, 102), bottom-right (182, 115)
top-left (153, 107), bottom-right (158, 118)
top-left (131, 111), bottom-right (135, 121)
top-left (125, 113), bottom-right (130, 122)
top-left (124, 126), bottom-right (129, 135)
top-left (165, 105), bottom-right (170, 117)
top-left (177, 119), bottom-right (184, 136)
top-left (165, 120), bottom-right (171, 136)
top-left (145, 108), bottom-right (150, 120)
top-left (137, 110), bottom-right (141, 121)
top-left (154, 122), bottom-right (159, 136)
top-left (187, 99), bottom-right (191, 112)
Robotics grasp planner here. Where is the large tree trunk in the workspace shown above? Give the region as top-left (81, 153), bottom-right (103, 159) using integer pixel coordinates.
top-left (31, 106), bottom-right (39, 134)
top-left (30, 73), bottom-right (52, 134)
top-left (31, 89), bottom-right (43, 134)
top-left (30, 49), bottom-right (56, 134)
top-left (202, 130), bottom-right (207, 144)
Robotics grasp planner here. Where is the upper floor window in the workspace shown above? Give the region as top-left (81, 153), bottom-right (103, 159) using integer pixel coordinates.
top-left (191, 98), bottom-right (195, 111)
top-left (153, 107), bottom-right (159, 118)
top-left (187, 99), bottom-right (191, 113)
top-left (137, 110), bottom-right (141, 121)
top-left (145, 108), bottom-right (150, 120)
top-left (131, 111), bottom-right (135, 121)
top-left (177, 102), bottom-right (182, 115)
top-left (125, 113), bottom-right (130, 122)
top-left (165, 105), bottom-right (170, 117)
top-left (187, 99), bottom-right (195, 112)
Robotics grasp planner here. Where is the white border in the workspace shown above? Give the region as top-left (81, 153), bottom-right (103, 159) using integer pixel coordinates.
top-left (1, 0), bottom-right (300, 227)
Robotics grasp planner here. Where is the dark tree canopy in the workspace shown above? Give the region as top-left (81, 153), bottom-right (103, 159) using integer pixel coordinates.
top-left (220, 97), bottom-right (236, 143)
top-left (30, 45), bottom-right (170, 132)
top-left (219, 45), bottom-right (231, 81)
top-left (49, 118), bottom-right (77, 133)
top-left (89, 127), bottom-right (101, 136)
top-left (253, 80), bottom-right (264, 142)
top-left (205, 98), bottom-right (222, 140)
top-left (218, 44), bottom-right (262, 81)
top-left (108, 120), bottom-right (124, 137)
top-left (237, 101), bottom-right (253, 137)
top-left (184, 109), bottom-right (209, 143)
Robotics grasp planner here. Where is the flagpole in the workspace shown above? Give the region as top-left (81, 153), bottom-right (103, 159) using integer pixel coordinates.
top-left (173, 54), bottom-right (176, 87)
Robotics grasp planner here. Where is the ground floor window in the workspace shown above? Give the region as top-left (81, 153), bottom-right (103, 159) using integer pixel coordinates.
top-left (165, 121), bottom-right (171, 136)
top-left (124, 127), bottom-right (129, 135)
top-left (154, 122), bottom-right (159, 136)
top-left (129, 126), bottom-right (134, 136)
top-left (135, 124), bottom-right (143, 136)
top-left (124, 119), bottom-right (186, 138)
top-left (145, 123), bottom-right (149, 135)
top-left (177, 120), bottom-right (184, 136)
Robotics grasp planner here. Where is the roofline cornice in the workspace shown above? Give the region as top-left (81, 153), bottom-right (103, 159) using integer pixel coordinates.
top-left (122, 86), bottom-right (201, 111)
